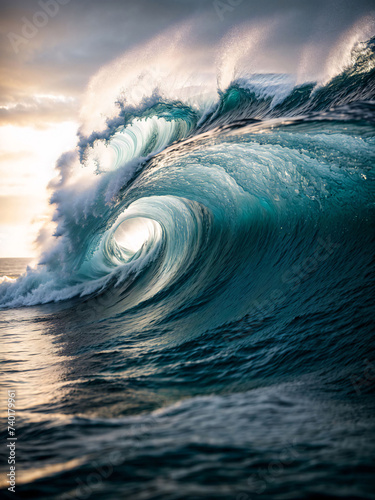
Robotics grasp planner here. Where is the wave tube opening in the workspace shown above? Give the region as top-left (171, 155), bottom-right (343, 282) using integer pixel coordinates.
top-left (113, 217), bottom-right (160, 256)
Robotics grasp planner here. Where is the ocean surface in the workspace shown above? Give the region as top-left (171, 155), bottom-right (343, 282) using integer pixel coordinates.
top-left (1, 36), bottom-right (375, 500)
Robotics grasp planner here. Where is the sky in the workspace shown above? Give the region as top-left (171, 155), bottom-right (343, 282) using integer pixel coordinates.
top-left (0, 0), bottom-right (374, 257)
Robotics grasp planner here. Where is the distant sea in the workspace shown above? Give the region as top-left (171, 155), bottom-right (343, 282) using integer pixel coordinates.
top-left (0, 258), bottom-right (33, 279)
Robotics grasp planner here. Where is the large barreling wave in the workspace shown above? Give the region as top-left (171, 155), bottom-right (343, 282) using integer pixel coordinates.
top-left (0, 29), bottom-right (374, 321)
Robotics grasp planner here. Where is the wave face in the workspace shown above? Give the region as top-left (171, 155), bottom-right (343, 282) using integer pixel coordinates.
top-left (1, 34), bottom-right (375, 500)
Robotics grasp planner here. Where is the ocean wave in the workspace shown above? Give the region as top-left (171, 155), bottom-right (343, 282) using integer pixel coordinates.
top-left (0, 35), bottom-right (374, 311)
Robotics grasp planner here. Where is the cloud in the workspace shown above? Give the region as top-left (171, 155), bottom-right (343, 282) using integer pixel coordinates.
top-left (0, 94), bottom-right (77, 126)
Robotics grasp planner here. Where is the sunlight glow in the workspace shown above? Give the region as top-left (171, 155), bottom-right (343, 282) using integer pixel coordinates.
top-left (114, 217), bottom-right (154, 253)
